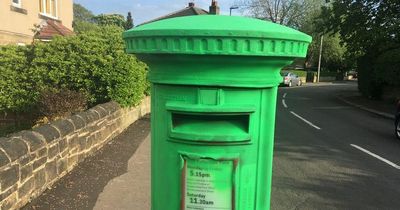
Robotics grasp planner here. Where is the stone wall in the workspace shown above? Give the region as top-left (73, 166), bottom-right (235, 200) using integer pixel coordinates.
top-left (0, 97), bottom-right (150, 209)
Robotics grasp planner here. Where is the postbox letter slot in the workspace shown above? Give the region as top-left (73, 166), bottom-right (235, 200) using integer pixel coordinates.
top-left (170, 113), bottom-right (251, 142)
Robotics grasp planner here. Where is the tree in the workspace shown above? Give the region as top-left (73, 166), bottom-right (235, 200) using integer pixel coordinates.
top-left (237, 0), bottom-right (322, 29)
top-left (299, 3), bottom-right (347, 72)
top-left (319, 0), bottom-right (400, 57)
top-left (319, 0), bottom-right (400, 98)
top-left (94, 14), bottom-right (126, 29)
top-left (73, 3), bottom-right (95, 23)
top-left (125, 12), bottom-right (134, 30)
top-left (72, 4), bottom-right (129, 32)
top-left (73, 21), bottom-right (100, 33)
top-left (73, 3), bottom-right (97, 33)
top-left (320, 34), bottom-right (346, 71)
top-left (238, 0), bottom-right (349, 72)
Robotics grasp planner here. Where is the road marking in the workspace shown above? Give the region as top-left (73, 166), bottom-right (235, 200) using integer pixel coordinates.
top-left (350, 144), bottom-right (400, 169)
top-left (282, 99), bottom-right (288, 108)
top-left (290, 111), bottom-right (321, 130)
top-left (283, 93), bottom-right (287, 98)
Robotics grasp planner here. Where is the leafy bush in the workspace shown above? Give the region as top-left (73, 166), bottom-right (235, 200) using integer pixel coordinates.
top-left (37, 89), bottom-right (87, 121)
top-left (0, 46), bottom-right (34, 112)
top-left (0, 25), bottom-right (148, 115)
top-left (94, 14), bottom-right (126, 28)
top-left (73, 21), bottom-right (100, 33)
top-left (358, 48), bottom-right (400, 99)
top-left (30, 25), bottom-right (147, 107)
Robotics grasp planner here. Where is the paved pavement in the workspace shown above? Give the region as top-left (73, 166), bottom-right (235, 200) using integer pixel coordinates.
top-left (336, 85), bottom-right (396, 119)
top-left (93, 135), bottom-right (150, 210)
top-left (22, 116), bottom-right (150, 210)
top-left (22, 81), bottom-right (400, 210)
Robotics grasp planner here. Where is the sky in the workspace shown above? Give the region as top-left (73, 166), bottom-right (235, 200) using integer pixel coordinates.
top-left (73, 0), bottom-right (240, 25)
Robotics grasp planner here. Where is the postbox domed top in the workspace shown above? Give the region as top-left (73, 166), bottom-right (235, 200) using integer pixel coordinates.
top-left (123, 15), bottom-right (311, 57)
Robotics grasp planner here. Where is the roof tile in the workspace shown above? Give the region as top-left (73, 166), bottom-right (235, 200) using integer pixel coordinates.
top-left (35, 20), bottom-right (74, 40)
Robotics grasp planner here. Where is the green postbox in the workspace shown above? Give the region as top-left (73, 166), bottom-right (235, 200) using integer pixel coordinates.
top-left (123, 15), bottom-right (311, 210)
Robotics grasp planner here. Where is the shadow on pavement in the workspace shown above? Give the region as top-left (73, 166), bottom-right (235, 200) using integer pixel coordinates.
top-left (23, 116), bottom-right (150, 210)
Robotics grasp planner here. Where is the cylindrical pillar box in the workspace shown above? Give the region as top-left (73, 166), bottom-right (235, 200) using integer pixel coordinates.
top-left (123, 15), bottom-right (311, 210)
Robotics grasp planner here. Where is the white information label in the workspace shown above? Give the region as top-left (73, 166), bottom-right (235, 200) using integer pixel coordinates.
top-left (184, 158), bottom-right (233, 210)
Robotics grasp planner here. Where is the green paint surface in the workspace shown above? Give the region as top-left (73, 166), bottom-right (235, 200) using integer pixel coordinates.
top-left (123, 15), bottom-right (311, 210)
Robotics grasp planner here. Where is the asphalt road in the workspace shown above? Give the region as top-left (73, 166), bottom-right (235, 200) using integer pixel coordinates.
top-left (272, 82), bottom-right (400, 210)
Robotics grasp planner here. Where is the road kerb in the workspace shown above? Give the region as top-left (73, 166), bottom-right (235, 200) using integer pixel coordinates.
top-left (336, 95), bottom-right (394, 120)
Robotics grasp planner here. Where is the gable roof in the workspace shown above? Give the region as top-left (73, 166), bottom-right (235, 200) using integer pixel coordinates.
top-left (35, 20), bottom-right (74, 41)
top-left (139, 5), bottom-right (209, 26)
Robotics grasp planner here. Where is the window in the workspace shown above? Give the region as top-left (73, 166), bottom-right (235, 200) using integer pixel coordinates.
top-left (12, 0), bottom-right (21, 8)
top-left (39, 0), bottom-right (57, 18)
top-left (10, 0), bottom-right (27, 14)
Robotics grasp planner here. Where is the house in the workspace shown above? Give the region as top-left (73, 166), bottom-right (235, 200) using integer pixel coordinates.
top-left (0, 0), bottom-right (73, 45)
top-left (140, 0), bottom-right (220, 26)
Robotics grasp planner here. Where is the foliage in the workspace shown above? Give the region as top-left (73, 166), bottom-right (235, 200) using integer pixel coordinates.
top-left (125, 12), bottom-right (134, 30)
top-left (238, 0), bottom-right (322, 29)
top-left (357, 49), bottom-right (400, 99)
top-left (72, 3), bottom-right (96, 33)
top-left (0, 25), bottom-right (148, 115)
top-left (73, 3), bottom-right (95, 23)
top-left (299, 1), bottom-right (347, 72)
top-left (320, 0), bottom-right (400, 98)
top-left (0, 46), bottom-right (34, 112)
top-left (72, 3), bottom-right (98, 33)
top-left (30, 26), bottom-right (148, 106)
top-left (73, 4), bottom-right (134, 32)
top-left (309, 34), bottom-right (346, 72)
top-left (73, 21), bottom-right (100, 33)
top-left (283, 70), bottom-right (307, 77)
top-left (94, 14), bottom-right (126, 29)
top-left (239, 0), bottom-right (348, 72)
top-left (320, 0), bottom-right (400, 57)
top-left (37, 88), bottom-right (87, 121)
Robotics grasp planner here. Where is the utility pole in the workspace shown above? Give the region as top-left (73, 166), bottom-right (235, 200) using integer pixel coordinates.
top-left (317, 35), bottom-right (323, 83)
top-left (317, 0), bottom-right (330, 83)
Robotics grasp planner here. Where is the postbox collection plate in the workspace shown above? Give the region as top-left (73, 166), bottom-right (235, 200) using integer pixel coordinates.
top-left (182, 157), bottom-right (234, 210)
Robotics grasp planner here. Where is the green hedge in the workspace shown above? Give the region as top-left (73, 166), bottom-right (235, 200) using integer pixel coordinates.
top-left (358, 48), bottom-right (400, 99)
top-left (0, 25), bottom-right (148, 114)
top-left (283, 70), bottom-right (307, 77)
top-left (0, 46), bottom-right (33, 112)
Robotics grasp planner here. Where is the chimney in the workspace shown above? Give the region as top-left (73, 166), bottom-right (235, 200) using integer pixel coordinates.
top-left (188, 2), bottom-right (195, 7)
top-left (209, 0), bottom-right (220, 15)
